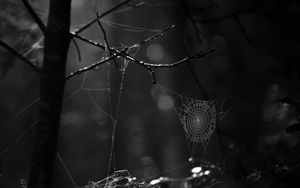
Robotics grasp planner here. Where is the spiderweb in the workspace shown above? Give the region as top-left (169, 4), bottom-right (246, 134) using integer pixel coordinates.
top-left (0, 4), bottom-right (226, 187)
top-left (157, 84), bottom-right (227, 158)
top-left (178, 98), bottom-right (217, 148)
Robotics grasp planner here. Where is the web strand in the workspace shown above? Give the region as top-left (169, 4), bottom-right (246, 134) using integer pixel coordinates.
top-left (78, 70), bottom-right (113, 119)
top-left (56, 152), bottom-right (78, 188)
top-left (1, 98), bottom-right (40, 130)
top-left (0, 120), bottom-right (38, 159)
top-left (101, 19), bottom-right (163, 33)
top-left (106, 63), bottom-right (115, 178)
top-left (0, 66), bottom-right (114, 184)
top-left (107, 63), bottom-right (128, 176)
top-left (156, 84), bottom-right (225, 159)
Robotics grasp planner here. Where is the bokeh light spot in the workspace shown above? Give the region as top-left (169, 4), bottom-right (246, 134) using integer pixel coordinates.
top-left (72, 0), bottom-right (85, 8)
top-left (157, 95), bottom-right (173, 111)
top-left (191, 166), bottom-right (202, 174)
top-left (61, 111), bottom-right (85, 127)
top-left (146, 44), bottom-right (164, 61)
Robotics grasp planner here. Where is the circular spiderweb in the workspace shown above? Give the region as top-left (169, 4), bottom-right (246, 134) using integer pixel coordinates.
top-left (178, 100), bottom-right (216, 144)
top-left (156, 84), bottom-right (227, 157)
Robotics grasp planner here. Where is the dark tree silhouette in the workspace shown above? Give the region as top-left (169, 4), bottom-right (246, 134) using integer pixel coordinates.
top-left (0, 0), bottom-right (300, 188)
top-left (27, 1), bottom-right (71, 187)
top-left (1, 1), bottom-right (213, 187)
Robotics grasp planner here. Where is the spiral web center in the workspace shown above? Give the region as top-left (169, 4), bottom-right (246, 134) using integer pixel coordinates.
top-left (179, 99), bottom-right (217, 153)
top-left (157, 84), bottom-right (225, 158)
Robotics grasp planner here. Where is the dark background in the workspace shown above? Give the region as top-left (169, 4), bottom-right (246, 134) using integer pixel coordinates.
top-left (0, 0), bottom-right (300, 187)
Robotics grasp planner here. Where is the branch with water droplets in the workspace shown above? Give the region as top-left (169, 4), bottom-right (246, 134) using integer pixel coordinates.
top-left (137, 49), bottom-right (215, 84)
top-left (70, 23), bottom-right (214, 84)
top-left (96, 12), bottom-right (119, 69)
top-left (129, 25), bottom-right (175, 49)
top-left (70, 24), bottom-right (175, 69)
top-left (66, 45), bottom-right (214, 84)
top-left (71, 24), bottom-right (174, 52)
top-left (65, 48), bottom-right (127, 80)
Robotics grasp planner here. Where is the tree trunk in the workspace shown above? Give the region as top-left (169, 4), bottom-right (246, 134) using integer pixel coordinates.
top-left (28, 1), bottom-right (71, 188)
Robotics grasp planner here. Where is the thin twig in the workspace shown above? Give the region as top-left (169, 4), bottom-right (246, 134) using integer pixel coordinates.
top-left (66, 42), bottom-right (213, 83)
top-left (65, 49), bottom-right (127, 80)
top-left (70, 24), bottom-right (175, 82)
top-left (182, 0), bottom-right (203, 43)
top-left (126, 0), bottom-right (144, 8)
top-left (96, 12), bottom-right (119, 69)
top-left (129, 25), bottom-right (175, 49)
top-left (20, 0), bottom-right (46, 35)
top-left (73, 0), bottom-right (133, 35)
top-left (181, 1), bottom-right (226, 156)
top-left (135, 49), bottom-right (215, 68)
top-left (96, 13), bottom-right (111, 51)
top-left (71, 33), bottom-right (105, 49)
top-left (70, 25), bottom-right (214, 83)
top-left (182, 3), bottom-right (210, 100)
top-left (183, 42), bottom-right (225, 156)
top-left (56, 153), bottom-right (77, 188)
top-left (233, 15), bottom-right (265, 48)
top-left (72, 20), bottom-right (211, 83)
top-left (114, 0), bottom-right (144, 14)
top-left (71, 24), bottom-right (174, 56)
top-left (0, 120), bottom-right (38, 168)
top-left (71, 38), bottom-right (81, 62)
top-left (0, 40), bottom-right (40, 72)
top-left (185, 58), bottom-right (209, 100)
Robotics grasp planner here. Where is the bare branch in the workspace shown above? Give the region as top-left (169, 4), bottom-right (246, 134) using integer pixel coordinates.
top-left (71, 33), bottom-right (105, 50)
top-left (71, 18), bottom-right (214, 83)
top-left (71, 24), bottom-right (175, 54)
top-left (96, 13), bottom-right (111, 50)
top-left (66, 37), bottom-right (214, 83)
top-left (73, 0), bottom-right (133, 34)
top-left (71, 38), bottom-right (82, 62)
top-left (20, 0), bottom-right (46, 35)
top-left (65, 48), bottom-right (127, 80)
top-left (137, 49), bottom-right (215, 68)
top-left (233, 15), bottom-right (256, 45)
top-left (70, 24), bottom-right (176, 72)
top-left (70, 23), bottom-right (214, 83)
top-left (0, 40), bottom-right (40, 72)
top-left (182, 0), bottom-right (203, 43)
top-left (96, 12), bottom-right (119, 69)
top-left (125, 0), bottom-right (144, 8)
top-left (183, 44), bottom-right (209, 100)
top-left (146, 66), bottom-right (156, 84)
top-left (131, 50), bottom-right (215, 84)
top-left (28, 0), bottom-right (72, 186)
top-left (129, 25), bottom-right (175, 49)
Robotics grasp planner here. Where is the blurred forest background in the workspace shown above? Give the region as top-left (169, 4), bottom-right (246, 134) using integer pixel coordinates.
top-left (0, 0), bottom-right (300, 187)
